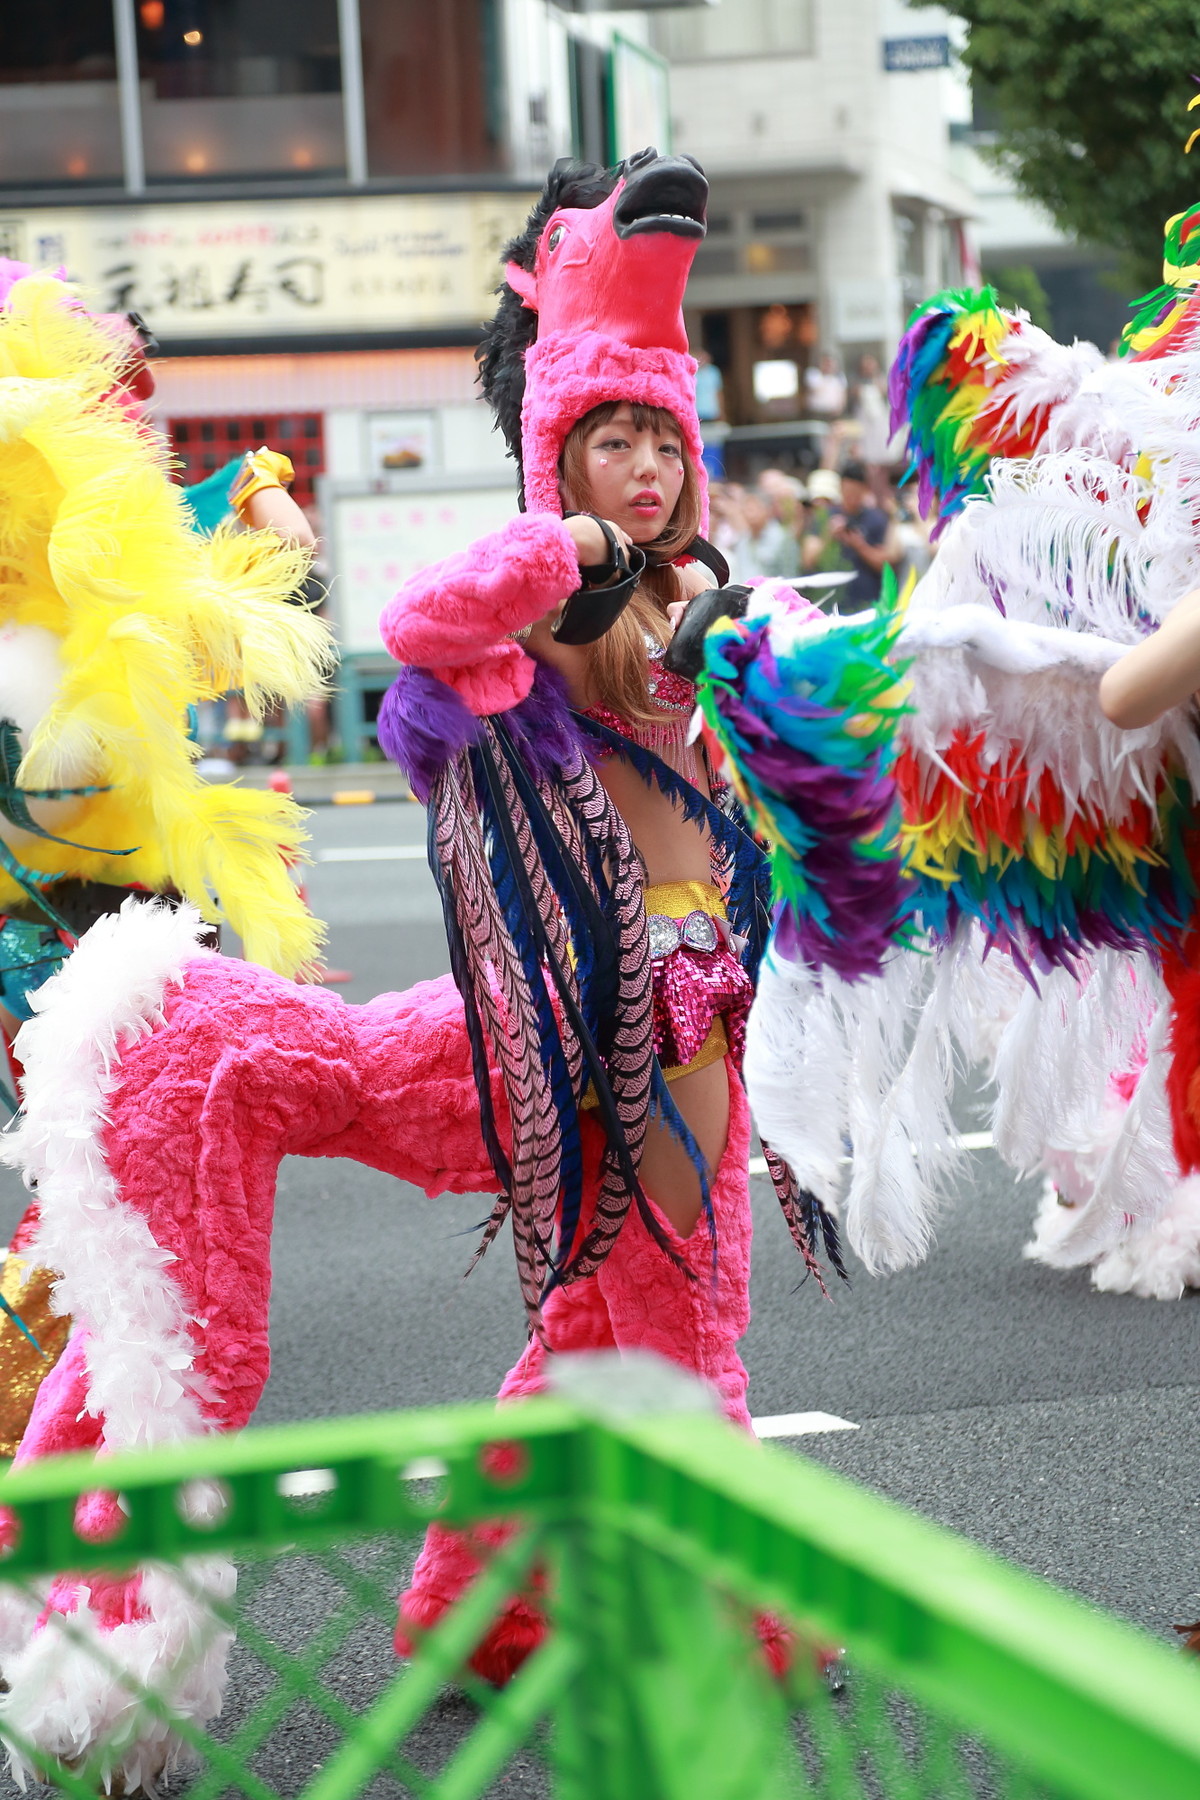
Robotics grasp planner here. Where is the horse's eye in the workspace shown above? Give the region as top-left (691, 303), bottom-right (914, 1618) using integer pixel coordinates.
top-left (547, 225), bottom-right (566, 251)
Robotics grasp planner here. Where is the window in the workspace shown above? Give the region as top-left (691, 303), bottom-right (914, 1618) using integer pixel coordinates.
top-left (169, 411), bottom-right (325, 511)
top-left (691, 204), bottom-right (814, 280)
top-left (0, 4), bottom-right (122, 189)
top-left (137, 0), bottom-right (345, 182)
top-left (359, 0), bottom-right (504, 178)
top-left (653, 0), bottom-right (814, 61)
top-left (569, 35), bottom-right (609, 165)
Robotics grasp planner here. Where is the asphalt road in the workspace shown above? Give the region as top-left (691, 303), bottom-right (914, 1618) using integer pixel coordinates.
top-left (0, 794), bottom-right (1196, 1792)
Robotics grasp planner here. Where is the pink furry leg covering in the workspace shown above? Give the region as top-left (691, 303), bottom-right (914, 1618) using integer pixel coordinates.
top-left (5, 930), bottom-right (502, 1592)
top-left (598, 1074), bottom-right (798, 1676)
top-left (395, 1270), bottom-right (615, 1682)
top-left (597, 1062), bottom-right (753, 1431)
top-left (398, 1066), bottom-right (759, 1683)
top-left (97, 959), bottom-right (502, 1452)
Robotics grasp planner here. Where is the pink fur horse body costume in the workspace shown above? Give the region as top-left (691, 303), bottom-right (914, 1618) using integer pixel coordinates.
top-left (0, 152), bottom-right (834, 1775)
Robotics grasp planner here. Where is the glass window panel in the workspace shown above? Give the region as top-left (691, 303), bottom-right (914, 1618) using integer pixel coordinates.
top-left (653, 0), bottom-right (814, 60)
top-left (893, 208), bottom-right (923, 280)
top-left (751, 210), bottom-right (808, 234)
top-left (137, 0), bottom-right (345, 182)
top-left (359, 0), bottom-right (505, 177)
top-left (743, 241), bottom-right (811, 273)
top-left (0, 4), bottom-right (122, 189)
top-left (692, 244), bottom-right (740, 277)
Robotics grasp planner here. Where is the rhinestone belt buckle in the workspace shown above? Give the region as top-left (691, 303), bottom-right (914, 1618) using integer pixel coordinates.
top-left (647, 908), bottom-right (720, 960)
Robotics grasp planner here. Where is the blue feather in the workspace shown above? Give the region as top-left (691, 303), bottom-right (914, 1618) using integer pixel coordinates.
top-left (475, 745), bottom-right (585, 1273)
top-left (572, 712), bottom-right (770, 978)
top-left (0, 1293), bottom-right (44, 1358)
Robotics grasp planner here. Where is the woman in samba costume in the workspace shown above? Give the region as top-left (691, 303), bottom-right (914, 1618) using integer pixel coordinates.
top-left (0, 154), bottom-right (838, 1775)
top-left (380, 148), bottom-right (840, 1677)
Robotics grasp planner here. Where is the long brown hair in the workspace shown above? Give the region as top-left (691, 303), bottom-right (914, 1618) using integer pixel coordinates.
top-left (558, 401), bottom-right (703, 725)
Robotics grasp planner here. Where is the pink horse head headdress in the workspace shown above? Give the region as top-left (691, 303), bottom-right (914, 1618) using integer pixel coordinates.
top-left (476, 149), bottom-right (710, 528)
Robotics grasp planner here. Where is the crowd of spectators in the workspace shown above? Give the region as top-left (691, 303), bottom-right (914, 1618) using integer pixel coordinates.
top-left (705, 350), bottom-right (934, 611)
top-left (708, 460), bottom-right (933, 613)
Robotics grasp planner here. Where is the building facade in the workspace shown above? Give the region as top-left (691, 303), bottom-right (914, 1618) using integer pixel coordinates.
top-left (0, 4), bottom-right (680, 520)
top-left (0, 2), bottom-right (688, 747)
top-left (8, 2), bottom-right (1117, 731)
top-left (653, 0), bottom-right (977, 460)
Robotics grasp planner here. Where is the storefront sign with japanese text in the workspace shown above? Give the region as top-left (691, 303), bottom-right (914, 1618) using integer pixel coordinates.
top-left (0, 191), bottom-right (535, 341)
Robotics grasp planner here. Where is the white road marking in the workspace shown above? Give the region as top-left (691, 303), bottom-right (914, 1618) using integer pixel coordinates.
top-left (278, 1455), bottom-right (449, 1498)
top-left (402, 1455), bottom-right (449, 1481)
top-left (317, 845), bottom-right (428, 863)
top-left (277, 1468), bottom-right (338, 1497)
top-left (280, 1432), bottom-right (853, 1477)
top-left (753, 1412), bottom-right (859, 1438)
top-left (749, 1129), bottom-right (994, 1179)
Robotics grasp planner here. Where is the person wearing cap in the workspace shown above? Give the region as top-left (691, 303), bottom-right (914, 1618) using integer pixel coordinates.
top-left (824, 458), bottom-right (898, 612)
top-left (800, 467), bottom-right (853, 594)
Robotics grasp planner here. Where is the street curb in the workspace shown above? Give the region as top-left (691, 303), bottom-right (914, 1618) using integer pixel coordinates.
top-left (214, 764), bottom-right (418, 805)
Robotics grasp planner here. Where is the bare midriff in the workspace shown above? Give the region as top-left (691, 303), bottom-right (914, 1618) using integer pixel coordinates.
top-left (592, 752), bottom-right (713, 885)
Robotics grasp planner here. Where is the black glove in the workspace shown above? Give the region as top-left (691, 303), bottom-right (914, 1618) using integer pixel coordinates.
top-left (662, 584), bottom-right (753, 681)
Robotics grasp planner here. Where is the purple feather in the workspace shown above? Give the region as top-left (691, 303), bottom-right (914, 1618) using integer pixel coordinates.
top-left (714, 674), bottom-right (907, 983)
top-left (377, 666), bottom-right (480, 802)
top-left (505, 663), bottom-right (590, 782)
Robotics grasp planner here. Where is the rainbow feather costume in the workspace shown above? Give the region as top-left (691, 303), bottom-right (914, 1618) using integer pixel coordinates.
top-left (697, 202), bottom-right (1200, 1281)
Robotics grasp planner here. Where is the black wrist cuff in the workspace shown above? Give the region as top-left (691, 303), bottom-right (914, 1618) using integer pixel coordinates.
top-left (554, 514), bottom-right (646, 644)
top-left (552, 555), bottom-right (645, 644)
top-left (662, 584), bottom-right (754, 681)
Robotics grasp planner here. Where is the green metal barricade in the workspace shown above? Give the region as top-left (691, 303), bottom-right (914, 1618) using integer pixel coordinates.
top-left (0, 1382), bottom-right (1196, 1800)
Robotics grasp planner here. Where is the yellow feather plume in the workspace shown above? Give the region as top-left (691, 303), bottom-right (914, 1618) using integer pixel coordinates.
top-left (0, 273), bottom-right (336, 977)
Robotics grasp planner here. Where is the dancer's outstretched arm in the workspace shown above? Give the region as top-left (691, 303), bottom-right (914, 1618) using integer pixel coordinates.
top-left (243, 483), bottom-right (316, 547)
top-left (1100, 590), bottom-right (1200, 728)
top-left (380, 513), bottom-right (623, 715)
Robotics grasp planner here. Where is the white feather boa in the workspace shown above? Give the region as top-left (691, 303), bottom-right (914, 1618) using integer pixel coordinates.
top-left (746, 930), bottom-right (1183, 1282)
top-left (3, 898), bottom-right (216, 1454)
top-left (0, 1562), bottom-right (235, 1795)
top-left (1029, 1173), bottom-right (1200, 1299)
top-left (0, 899), bottom-right (233, 1788)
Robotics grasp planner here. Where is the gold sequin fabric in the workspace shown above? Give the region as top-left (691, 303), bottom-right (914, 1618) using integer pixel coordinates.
top-left (0, 1257), bottom-right (71, 1459)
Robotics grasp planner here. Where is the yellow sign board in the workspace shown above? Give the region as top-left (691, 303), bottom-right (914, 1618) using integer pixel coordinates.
top-left (0, 191), bottom-right (535, 340)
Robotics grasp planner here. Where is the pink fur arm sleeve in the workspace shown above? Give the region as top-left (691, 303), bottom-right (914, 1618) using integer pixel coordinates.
top-left (379, 513), bottom-right (581, 715)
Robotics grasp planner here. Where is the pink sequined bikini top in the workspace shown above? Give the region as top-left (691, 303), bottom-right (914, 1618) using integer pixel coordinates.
top-left (582, 642), bottom-right (704, 781)
top-left (581, 553), bottom-right (710, 780)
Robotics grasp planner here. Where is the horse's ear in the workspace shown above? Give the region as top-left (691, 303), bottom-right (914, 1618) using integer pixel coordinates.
top-left (504, 262), bottom-right (538, 309)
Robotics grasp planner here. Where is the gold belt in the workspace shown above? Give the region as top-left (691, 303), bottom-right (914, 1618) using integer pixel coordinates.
top-left (643, 879), bottom-right (727, 923)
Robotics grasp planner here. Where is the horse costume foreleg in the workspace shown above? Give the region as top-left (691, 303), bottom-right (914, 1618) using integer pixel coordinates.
top-left (0, 901), bottom-right (500, 1782)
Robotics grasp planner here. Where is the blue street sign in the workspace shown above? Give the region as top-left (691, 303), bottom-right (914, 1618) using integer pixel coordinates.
top-left (882, 35), bottom-right (952, 72)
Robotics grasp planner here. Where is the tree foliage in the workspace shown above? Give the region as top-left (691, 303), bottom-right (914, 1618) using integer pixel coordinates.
top-left (986, 264), bottom-right (1053, 334)
top-left (921, 0), bottom-right (1200, 291)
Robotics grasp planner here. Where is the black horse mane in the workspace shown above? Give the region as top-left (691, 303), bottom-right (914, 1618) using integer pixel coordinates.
top-left (476, 157), bottom-right (621, 505)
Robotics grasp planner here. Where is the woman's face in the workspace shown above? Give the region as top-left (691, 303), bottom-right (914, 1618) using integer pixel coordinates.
top-left (576, 404), bottom-right (687, 544)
